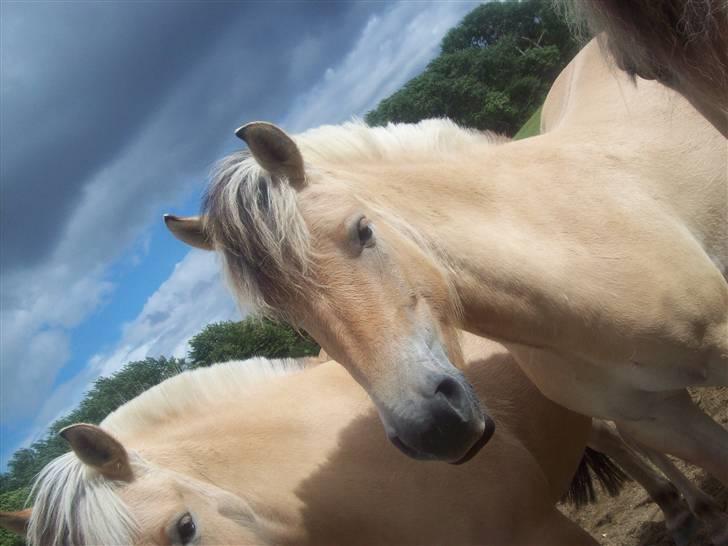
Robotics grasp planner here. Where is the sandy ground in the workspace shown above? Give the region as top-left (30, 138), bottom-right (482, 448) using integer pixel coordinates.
top-left (560, 387), bottom-right (728, 546)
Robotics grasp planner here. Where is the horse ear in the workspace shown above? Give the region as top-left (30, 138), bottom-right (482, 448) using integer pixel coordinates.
top-left (235, 122), bottom-right (306, 188)
top-left (0, 509), bottom-right (31, 536)
top-left (60, 424), bottom-right (134, 482)
top-left (164, 214), bottom-right (213, 250)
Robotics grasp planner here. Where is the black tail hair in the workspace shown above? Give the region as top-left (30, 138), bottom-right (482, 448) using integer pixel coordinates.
top-left (563, 446), bottom-right (630, 507)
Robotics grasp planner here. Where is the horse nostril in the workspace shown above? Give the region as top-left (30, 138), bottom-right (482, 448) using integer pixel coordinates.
top-left (434, 376), bottom-right (469, 416)
top-left (435, 376), bottom-right (458, 398)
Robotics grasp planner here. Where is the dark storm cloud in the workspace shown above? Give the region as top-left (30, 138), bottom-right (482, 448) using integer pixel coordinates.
top-left (0, 1), bottom-right (383, 272)
top-left (0, 0), bottom-right (387, 423)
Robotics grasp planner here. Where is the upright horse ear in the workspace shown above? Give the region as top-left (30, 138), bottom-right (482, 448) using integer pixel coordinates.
top-left (0, 509), bottom-right (31, 536)
top-left (60, 424), bottom-right (134, 482)
top-left (235, 122), bottom-right (306, 188)
top-left (163, 214), bottom-right (213, 250)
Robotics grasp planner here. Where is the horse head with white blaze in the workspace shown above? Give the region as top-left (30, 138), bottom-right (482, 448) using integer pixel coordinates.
top-left (165, 120), bottom-right (502, 463)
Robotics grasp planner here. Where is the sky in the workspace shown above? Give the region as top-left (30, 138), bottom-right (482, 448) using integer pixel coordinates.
top-left (0, 1), bottom-right (480, 470)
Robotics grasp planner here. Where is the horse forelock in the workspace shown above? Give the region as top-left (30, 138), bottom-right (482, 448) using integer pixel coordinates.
top-left (203, 150), bottom-right (313, 320)
top-left (27, 451), bottom-right (143, 546)
top-left (203, 119), bottom-right (500, 318)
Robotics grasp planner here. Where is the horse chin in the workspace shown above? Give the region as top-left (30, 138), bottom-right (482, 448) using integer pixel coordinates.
top-left (450, 414), bottom-right (496, 465)
top-left (389, 435), bottom-right (437, 461)
top-left (387, 413), bottom-right (496, 464)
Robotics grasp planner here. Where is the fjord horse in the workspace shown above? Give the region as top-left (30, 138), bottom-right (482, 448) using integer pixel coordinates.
top-left (1, 335), bottom-right (600, 545)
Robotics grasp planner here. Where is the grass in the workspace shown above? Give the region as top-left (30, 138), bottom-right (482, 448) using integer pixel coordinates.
top-left (513, 105), bottom-right (542, 140)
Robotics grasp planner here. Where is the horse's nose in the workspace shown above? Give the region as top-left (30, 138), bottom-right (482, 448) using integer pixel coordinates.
top-left (414, 375), bottom-right (479, 456)
top-left (383, 372), bottom-right (493, 463)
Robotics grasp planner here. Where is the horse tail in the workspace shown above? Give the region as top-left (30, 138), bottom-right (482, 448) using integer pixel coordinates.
top-left (563, 446), bottom-right (630, 507)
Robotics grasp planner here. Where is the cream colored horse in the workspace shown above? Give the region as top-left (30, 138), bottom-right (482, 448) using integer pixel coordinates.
top-left (0, 335), bottom-right (601, 545)
top-left (166, 39), bottom-right (727, 479)
top-left (555, 0), bottom-right (728, 137)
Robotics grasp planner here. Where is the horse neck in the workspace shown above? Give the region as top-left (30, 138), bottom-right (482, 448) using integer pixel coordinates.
top-left (350, 139), bottom-right (586, 349)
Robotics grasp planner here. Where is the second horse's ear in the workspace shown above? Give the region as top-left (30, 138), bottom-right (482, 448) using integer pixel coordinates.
top-left (60, 423), bottom-right (134, 482)
top-left (163, 214), bottom-right (213, 250)
top-left (235, 122), bottom-right (306, 189)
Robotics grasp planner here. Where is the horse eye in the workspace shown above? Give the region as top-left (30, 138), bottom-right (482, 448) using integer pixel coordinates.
top-left (176, 512), bottom-right (197, 544)
top-left (358, 218), bottom-right (374, 247)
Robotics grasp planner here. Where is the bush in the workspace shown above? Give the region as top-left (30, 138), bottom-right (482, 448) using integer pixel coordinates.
top-left (366, 0), bottom-right (577, 135)
top-left (188, 318), bottom-right (319, 367)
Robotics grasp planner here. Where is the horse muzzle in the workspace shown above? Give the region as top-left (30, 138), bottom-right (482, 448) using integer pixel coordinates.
top-left (382, 372), bottom-right (495, 463)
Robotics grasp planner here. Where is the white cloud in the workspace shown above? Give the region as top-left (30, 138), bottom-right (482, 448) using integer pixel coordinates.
top-left (284, 1), bottom-right (477, 131)
top-left (15, 249), bottom-right (241, 451)
top-left (96, 250), bottom-right (240, 377)
top-left (0, 265), bottom-right (112, 422)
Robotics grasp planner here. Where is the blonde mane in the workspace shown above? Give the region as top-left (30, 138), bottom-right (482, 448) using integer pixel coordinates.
top-left (27, 357), bottom-right (308, 546)
top-left (101, 357), bottom-right (307, 437)
top-left (295, 118), bottom-right (507, 166)
top-left (203, 118), bottom-right (505, 318)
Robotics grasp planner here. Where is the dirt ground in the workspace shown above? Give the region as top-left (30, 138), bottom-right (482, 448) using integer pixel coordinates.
top-left (559, 387), bottom-right (728, 546)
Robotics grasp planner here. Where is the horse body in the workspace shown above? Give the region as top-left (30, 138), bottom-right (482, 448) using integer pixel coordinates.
top-left (5, 335), bottom-right (596, 546)
top-left (554, 0), bottom-right (728, 138)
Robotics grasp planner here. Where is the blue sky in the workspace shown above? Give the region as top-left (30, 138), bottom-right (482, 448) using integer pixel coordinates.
top-left (0, 0), bottom-right (479, 470)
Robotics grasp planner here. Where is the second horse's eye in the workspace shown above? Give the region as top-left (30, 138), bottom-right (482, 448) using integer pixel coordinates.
top-left (358, 217), bottom-right (374, 247)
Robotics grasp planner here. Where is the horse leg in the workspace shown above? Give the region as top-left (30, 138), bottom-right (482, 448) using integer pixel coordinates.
top-left (614, 389), bottom-right (728, 487)
top-left (618, 429), bottom-right (728, 546)
top-left (588, 419), bottom-right (700, 546)
top-left (519, 509), bottom-right (599, 546)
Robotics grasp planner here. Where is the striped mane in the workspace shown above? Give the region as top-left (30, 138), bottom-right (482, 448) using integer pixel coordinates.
top-left (27, 357), bottom-right (308, 546)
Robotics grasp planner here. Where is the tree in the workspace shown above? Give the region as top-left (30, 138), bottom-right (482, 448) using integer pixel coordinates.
top-left (188, 318), bottom-right (319, 367)
top-left (440, 0), bottom-right (575, 55)
top-left (366, 0), bottom-right (578, 136)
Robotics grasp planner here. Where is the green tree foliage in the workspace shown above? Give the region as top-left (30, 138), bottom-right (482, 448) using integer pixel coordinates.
top-left (189, 318), bottom-right (319, 367)
top-left (366, 0), bottom-right (577, 136)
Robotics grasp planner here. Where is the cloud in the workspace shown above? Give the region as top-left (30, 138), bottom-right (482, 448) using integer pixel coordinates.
top-left (0, 1), bottom-right (387, 426)
top-left (16, 250), bottom-right (240, 451)
top-left (96, 250), bottom-right (240, 377)
top-left (0, 267), bottom-right (112, 420)
top-left (1, 2), bottom-right (241, 269)
top-left (284, 1), bottom-right (478, 131)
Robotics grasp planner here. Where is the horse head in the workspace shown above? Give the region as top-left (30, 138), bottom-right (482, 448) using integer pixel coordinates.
top-left (165, 121), bottom-right (495, 463)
